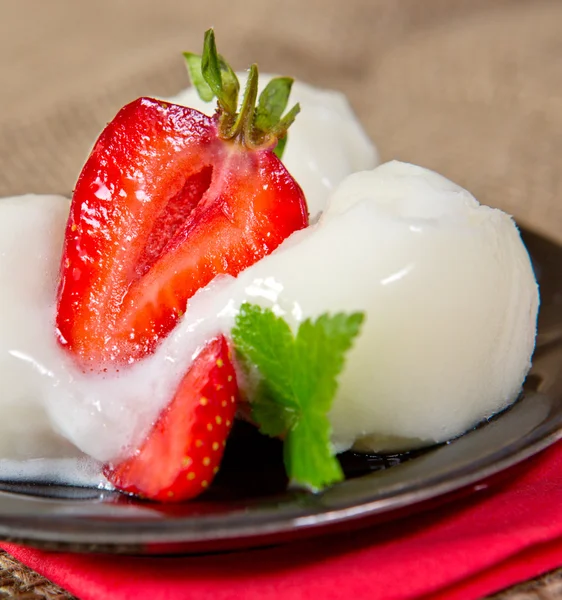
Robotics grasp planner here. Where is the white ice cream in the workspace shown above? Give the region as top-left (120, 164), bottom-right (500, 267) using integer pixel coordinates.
top-left (0, 195), bottom-right (77, 459)
top-left (0, 195), bottom-right (105, 485)
top-left (0, 161), bottom-right (539, 474)
top-left (167, 75), bottom-right (378, 221)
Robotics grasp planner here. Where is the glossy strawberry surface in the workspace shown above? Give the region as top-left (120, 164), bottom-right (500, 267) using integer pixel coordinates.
top-left (56, 97), bottom-right (308, 366)
top-left (104, 336), bottom-right (238, 502)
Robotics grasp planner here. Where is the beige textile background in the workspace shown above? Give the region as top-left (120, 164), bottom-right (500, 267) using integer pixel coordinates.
top-left (0, 0), bottom-right (561, 242)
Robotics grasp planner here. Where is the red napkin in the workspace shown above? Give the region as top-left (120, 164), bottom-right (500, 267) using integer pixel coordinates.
top-left (3, 441), bottom-right (562, 600)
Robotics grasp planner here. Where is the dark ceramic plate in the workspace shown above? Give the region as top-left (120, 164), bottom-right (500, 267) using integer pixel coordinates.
top-left (0, 228), bottom-right (561, 555)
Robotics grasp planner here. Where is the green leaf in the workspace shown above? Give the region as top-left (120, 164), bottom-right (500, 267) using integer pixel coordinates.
top-left (294, 312), bottom-right (365, 414)
top-left (256, 79), bottom-right (298, 157)
top-left (251, 380), bottom-right (297, 437)
top-left (183, 52), bottom-right (215, 102)
top-left (273, 134), bottom-right (288, 160)
top-left (285, 415), bottom-right (344, 490)
top-left (232, 303), bottom-right (365, 492)
top-left (201, 29), bottom-right (223, 100)
top-left (218, 54), bottom-right (240, 114)
top-left (232, 303), bottom-right (296, 408)
top-left (189, 29), bottom-right (299, 149)
top-left (255, 77), bottom-right (293, 131)
top-left (200, 29), bottom-right (239, 115)
top-left (273, 103), bottom-right (301, 136)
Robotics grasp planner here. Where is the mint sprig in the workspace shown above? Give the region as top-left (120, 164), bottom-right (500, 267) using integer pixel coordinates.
top-left (232, 303), bottom-right (365, 491)
top-left (183, 29), bottom-right (299, 159)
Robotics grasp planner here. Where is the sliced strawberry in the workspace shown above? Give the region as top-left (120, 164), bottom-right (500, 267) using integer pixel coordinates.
top-left (57, 31), bottom-right (309, 503)
top-left (104, 336), bottom-right (237, 502)
top-left (56, 97), bottom-right (307, 367)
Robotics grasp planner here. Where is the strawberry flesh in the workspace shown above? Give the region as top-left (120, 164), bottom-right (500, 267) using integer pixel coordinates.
top-left (57, 96), bottom-right (308, 502)
top-left (56, 98), bottom-right (308, 367)
top-left (104, 336), bottom-right (238, 502)
top-left (135, 165), bottom-right (214, 279)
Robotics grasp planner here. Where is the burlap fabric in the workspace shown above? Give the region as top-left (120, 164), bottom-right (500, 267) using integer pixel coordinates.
top-left (1, 0), bottom-right (561, 598)
top-left (2, 0), bottom-right (562, 245)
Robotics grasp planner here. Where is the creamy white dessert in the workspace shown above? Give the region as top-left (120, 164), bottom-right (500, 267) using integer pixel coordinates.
top-left (0, 161), bottom-right (539, 475)
top-left (168, 75), bottom-right (379, 221)
top-left (0, 195), bottom-right (101, 485)
top-left (0, 195), bottom-right (77, 459)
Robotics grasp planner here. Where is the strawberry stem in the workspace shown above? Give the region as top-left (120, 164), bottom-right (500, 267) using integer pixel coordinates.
top-left (185, 29), bottom-right (300, 156)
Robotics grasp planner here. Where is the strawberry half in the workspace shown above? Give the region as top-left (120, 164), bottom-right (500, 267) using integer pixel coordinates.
top-left (56, 30), bottom-right (309, 502)
top-left (104, 336), bottom-right (237, 502)
top-left (56, 31), bottom-right (308, 367)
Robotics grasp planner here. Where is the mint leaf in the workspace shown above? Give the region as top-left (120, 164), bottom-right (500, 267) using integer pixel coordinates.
top-left (252, 380), bottom-right (297, 437)
top-left (232, 303), bottom-right (365, 491)
top-left (294, 313), bottom-right (365, 414)
top-left (285, 413), bottom-right (343, 490)
top-left (233, 303), bottom-right (296, 408)
top-left (183, 52), bottom-right (215, 102)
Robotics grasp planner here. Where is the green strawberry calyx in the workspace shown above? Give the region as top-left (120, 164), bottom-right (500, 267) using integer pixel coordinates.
top-left (184, 29), bottom-right (299, 158)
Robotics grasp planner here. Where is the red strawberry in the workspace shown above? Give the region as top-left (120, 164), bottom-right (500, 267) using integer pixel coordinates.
top-left (57, 30), bottom-right (308, 503)
top-left (104, 336), bottom-right (237, 502)
top-left (56, 31), bottom-right (308, 368)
